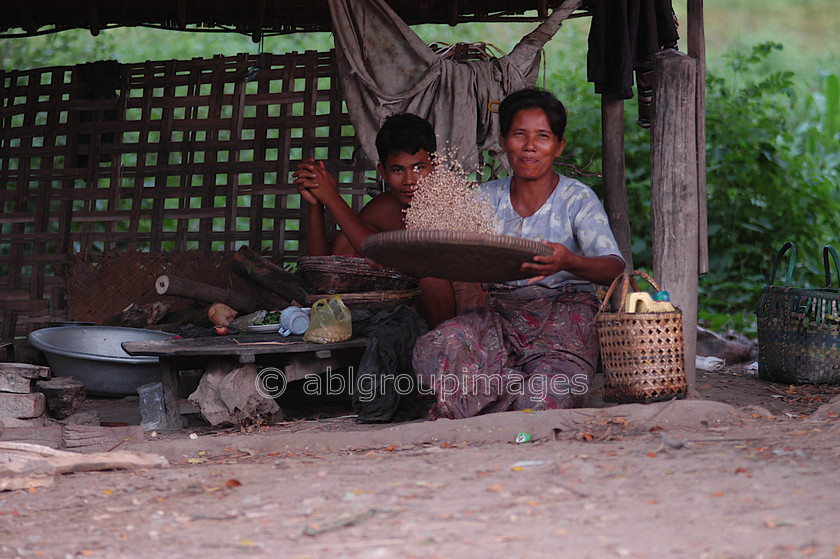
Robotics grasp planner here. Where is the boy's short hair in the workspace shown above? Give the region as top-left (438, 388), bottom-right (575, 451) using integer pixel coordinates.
top-left (375, 113), bottom-right (437, 164)
top-left (499, 88), bottom-right (567, 140)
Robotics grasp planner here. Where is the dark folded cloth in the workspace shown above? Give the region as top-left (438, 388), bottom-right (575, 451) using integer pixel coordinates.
top-left (352, 305), bottom-right (428, 423)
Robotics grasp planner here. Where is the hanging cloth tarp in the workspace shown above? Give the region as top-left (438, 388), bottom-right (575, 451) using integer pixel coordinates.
top-left (327, 0), bottom-right (582, 173)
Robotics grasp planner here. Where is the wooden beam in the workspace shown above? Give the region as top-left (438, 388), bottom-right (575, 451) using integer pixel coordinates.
top-left (601, 93), bottom-right (634, 273)
top-left (177, 0), bottom-right (187, 30)
top-left (687, 0), bottom-right (708, 275)
top-left (650, 50), bottom-right (698, 394)
top-left (12, 0), bottom-right (38, 34)
top-left (448, 1), bottom-right (459, 26)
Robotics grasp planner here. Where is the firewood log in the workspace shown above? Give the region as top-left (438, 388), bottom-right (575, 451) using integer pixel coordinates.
top-left (155, 275), bottom-right (259, 313)
top-left (232, 246), bottom-right (307, 304)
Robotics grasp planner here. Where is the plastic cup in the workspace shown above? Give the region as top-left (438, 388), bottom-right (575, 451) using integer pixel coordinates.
top-left (281, 306), bottom-right (310, 335)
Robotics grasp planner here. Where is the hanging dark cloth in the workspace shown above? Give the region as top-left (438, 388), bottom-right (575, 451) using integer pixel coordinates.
top-left (587, 0), bottom-right (679, 100)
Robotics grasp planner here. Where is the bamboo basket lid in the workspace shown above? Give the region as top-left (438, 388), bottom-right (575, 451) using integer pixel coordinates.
top-left (361, 230), bottom-right (552, 283)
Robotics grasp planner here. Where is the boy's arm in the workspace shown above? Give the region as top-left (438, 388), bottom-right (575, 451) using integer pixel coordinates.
top-left (294, 160), bottom-right (331, 256)
top-left (295, 159), bottom-right (379, 254)
top-left (304, 203), bottom-right (331, 256)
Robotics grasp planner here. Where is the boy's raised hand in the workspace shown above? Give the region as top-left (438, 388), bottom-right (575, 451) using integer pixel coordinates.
top-left (295, 181), bottom-right (319, 206)
top-left (293, 158), bottom-right (340, 205)
top-left (293, 157), bottom-right (319, 205)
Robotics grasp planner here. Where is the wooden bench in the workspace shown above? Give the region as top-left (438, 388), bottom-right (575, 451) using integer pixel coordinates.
top-left (123, 334), bottom-right (368, 429)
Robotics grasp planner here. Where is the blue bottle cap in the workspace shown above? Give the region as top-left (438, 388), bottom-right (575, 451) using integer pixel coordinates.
top-left (653, 291), bottom-right (670, 302)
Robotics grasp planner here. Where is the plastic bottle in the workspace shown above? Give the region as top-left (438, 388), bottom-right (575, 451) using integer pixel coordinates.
top-left (137, 381), bottom-right (165, 431)
top-left (625, 292), bottom-right (675, 313)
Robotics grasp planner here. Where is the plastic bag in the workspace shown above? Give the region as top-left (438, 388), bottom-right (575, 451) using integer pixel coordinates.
top-left (303, 295), bottom-right (353, 343)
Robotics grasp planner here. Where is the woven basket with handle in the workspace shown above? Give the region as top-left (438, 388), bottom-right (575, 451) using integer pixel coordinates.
top-left (595, 270), bottom-right (687, 403)
top-left (756, 243), bottom-right (840, 384)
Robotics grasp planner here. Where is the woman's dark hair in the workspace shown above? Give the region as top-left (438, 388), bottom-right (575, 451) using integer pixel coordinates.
top-left (375, 113), bottom-right (437, 164)
top-left (499, 88), bottom-right (567, 139)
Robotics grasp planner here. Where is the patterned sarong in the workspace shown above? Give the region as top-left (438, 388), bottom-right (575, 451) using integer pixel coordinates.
top-left (412, 285), bottom-right (600, 419)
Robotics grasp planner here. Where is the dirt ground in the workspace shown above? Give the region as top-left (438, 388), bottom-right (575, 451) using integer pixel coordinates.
top-left (3, 364), bottom-right (840, 559)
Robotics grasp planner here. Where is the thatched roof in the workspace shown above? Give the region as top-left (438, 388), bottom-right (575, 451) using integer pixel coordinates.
top-left (1, 0), bottom-right (590, 39)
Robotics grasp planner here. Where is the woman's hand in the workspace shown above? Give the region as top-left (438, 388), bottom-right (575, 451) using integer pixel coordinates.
top-left (522, 241), bottom-right (624, 286)
top-left (521, 241), bottom-right (574, 284)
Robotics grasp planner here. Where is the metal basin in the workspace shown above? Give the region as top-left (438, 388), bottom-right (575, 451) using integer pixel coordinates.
top-left (28, 326), bottom-right (174, 397)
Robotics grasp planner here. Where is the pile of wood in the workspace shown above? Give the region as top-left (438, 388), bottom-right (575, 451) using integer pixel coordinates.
top-left (106, 246), bottom-right (308, 330)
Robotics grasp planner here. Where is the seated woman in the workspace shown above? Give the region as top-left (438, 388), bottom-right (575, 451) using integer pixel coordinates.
top-left (412, 88), bottom-right (625, 419)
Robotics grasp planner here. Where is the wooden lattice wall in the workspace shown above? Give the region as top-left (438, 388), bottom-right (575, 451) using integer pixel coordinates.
top-left (0, 50), bottom-right (378, 339)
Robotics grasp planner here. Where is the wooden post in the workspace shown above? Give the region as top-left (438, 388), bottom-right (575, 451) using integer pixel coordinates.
top-left (158, 357), bottom-right (187, 430)
top-left (601, 93), bottom-right (634, 273)
top-left (687, 0), bottom-right (709, 275)
top-left (651, 50), bottom-right (698, 393)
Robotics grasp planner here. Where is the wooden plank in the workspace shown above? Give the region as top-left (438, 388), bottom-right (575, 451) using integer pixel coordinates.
top-left (650, 50), bottom-right (698, 393)
top-left (0, 441), bottom-right (167, 491)
top-left (0, 425), bottom-right (63, 447)
top-left (123, 334), bottom-right (368, 358)
top-left (62, 425), bottom-right (144, 449)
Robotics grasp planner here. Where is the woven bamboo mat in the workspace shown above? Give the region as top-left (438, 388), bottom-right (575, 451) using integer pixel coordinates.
top-left (63, 251), bottom-right (250, 324)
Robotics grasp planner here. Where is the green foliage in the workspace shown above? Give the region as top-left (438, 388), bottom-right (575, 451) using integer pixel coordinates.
top-left (540, 38), bottom-right (840, 332)
top-left (699, 43), bottom-right (840, 322)
top-left (824, 73), bottom-right (840, 137)
top-left (808, 72), bottom-right (840, 139)
top-left (0, 27), bottom-right (334, 71)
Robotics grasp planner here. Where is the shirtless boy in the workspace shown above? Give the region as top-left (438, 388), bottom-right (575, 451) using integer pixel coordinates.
top-left (293, 113), bottom-right (479, 327)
